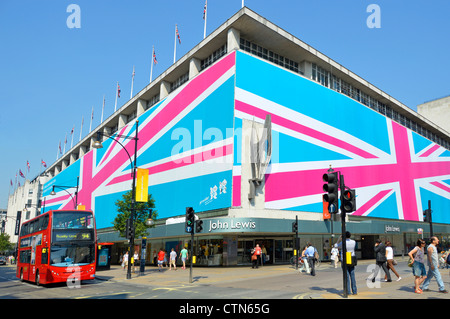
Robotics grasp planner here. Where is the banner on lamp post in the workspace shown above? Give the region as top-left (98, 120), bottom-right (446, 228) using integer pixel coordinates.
top-left (136, 168), bottom-right (149, 202)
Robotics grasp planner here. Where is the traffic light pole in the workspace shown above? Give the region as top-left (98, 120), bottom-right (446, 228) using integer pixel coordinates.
top-left (189, 225), bottom-right (194, 284)
top-left (295, 215), bottom-right (299, 270)
top-left (428, 200), bottom-right (433, 238)
top-left (340, 174), bottom-right (348, 299)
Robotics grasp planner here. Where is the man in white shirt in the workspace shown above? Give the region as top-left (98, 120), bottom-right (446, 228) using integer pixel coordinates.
top-left (336, 231), bottom-right (357, 295)
top-left (169, 248), bottom-right (177, 270)
top-left (422, 237), bottom-right (448, 293)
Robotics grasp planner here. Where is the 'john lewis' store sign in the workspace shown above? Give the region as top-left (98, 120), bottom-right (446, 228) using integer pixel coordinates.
top-left (208, 218), bottom-right (257, 232)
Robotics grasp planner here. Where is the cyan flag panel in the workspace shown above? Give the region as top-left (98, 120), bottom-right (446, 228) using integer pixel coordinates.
top-left (234, 51), bottom-right (450, 224)
top-left (44, 52), bottom-right (237, 229)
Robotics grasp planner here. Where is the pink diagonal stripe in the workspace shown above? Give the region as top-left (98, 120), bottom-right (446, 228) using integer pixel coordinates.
top-left (430, 181), bottom-right (450, 193)
top-left (235, 100), bottom-right (378, 159)
top-left (106, 143), bottom-right (233, 186)
top-left (419, 144), bottom-right (440, 157)
top-left (352, 189), bottom-right (392, 216)
top-left (46, 194), bottom-right (72, 205)
top-left (232, 175), bottom-right (241, 207)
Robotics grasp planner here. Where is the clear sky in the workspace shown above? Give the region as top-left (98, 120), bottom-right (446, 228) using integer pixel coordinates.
top-left (1, 0), bottom-right (449, 209)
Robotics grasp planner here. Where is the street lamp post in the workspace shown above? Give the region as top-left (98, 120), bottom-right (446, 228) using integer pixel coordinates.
top-left (93, 120), bottom-right (139, 280)
top-left (50, 176), bottom-right (79, 208)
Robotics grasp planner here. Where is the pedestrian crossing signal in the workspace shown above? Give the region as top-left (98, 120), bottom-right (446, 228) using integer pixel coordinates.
top-left (323, 172), bottom-right (339, 214)
top-left (185, 207), bottom-right (195, 233)
top-left (342, 189), bottom-right (356, 213)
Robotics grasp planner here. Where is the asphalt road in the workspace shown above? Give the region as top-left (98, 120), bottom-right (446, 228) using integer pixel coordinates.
top-left (1, 260), bottom-right (449, 300)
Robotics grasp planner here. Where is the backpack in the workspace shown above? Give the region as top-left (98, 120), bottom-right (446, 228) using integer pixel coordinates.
top-left (446, 253), bottom-right (450, 265)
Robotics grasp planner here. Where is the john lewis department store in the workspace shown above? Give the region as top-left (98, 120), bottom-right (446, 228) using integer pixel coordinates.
top-left (18, 8), bottom-right (450, 266)
top-left (101, 215), bottom-right (450, 266)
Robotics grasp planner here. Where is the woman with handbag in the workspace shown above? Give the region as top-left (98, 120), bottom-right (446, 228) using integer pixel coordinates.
top-left (251, 244), bottom-right (262, 269)
top-left (408, 239), bottom-right (427, 294)
top-left (385, 241), bottom-right (401, 281)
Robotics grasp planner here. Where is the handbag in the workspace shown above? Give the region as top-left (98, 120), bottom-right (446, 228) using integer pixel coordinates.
top-left (392, 259), bottom-right (397, 265)
top-left (251, 255), bottom-right (257, 261)
top-left (346, 252), bottom-right (357, 267)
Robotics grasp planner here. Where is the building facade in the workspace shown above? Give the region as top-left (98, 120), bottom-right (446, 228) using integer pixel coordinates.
top-left (8, 8), bottom-right (450, 265)
top-left (418, 95), bottom-right (450, 134)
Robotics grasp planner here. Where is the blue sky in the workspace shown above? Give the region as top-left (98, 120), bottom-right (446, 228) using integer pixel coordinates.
top-left (1, 0), bottom-right (449, 209)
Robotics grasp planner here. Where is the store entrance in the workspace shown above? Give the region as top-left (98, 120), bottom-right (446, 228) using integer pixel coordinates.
top-left (360, 235), bottom-right (376, 259)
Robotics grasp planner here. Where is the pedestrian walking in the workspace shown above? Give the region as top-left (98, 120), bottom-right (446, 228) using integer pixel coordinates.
top-left (122, 251), bottom-right (129, 270)
top-left (157, 248), bottom-right (165, 271)
top-left (408, 238), bottom-right (428, 294)
top-left (133, 251), bottom-right (139, 273)
top-left (261, 245), bottom-right (267, 265)
top-left (301, 245), bottom-right (310, 273)
top-left (368, 239), bottom-right (391, 282)
top-left (169, 248), bottom-right (177, 270)
top-left (180, 246), bottom-right (189, 269)
top-left (385, 241), bottom-right (401, 281)
top-left (331, 244), bottom-right (339, 269)
top-left (305, 242), bottom-right (318, 276)
top-left (163, 249), bottom-right (168, 267)
top-left (422, 236), bottom-right (448, 293)
top-left (251, 244), bottom-right (262, 269)
top-left (336, 231), bottom-right (358, 295)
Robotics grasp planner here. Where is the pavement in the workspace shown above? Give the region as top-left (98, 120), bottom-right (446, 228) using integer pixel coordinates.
top-left (95, 258), bottom-right (450, 299)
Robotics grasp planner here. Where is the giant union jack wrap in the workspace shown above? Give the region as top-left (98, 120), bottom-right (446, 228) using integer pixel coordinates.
top-left (44, 51), bottom-right (450, 229)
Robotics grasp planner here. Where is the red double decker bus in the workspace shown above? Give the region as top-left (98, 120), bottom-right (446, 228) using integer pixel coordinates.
top-left (16, 209), bottom-right (97, 286)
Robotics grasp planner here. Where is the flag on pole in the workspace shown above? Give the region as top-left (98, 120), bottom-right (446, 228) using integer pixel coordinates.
top-left (153, 47), bottom-right (158, 64)
top-left (59, 140), bottom-right (62, 154)
top-left (70, 125), bottom-right (75, 148)
top-left (89, 106), bottom-right (94, 132)
top-left (41, 159), bottom-right (47, 168)
top-left (79, 116), bottom-right (84, 142)
top-left (101, 95), bottom-right (105, 123)
top-left (10, 179), bottom-right (13, 186)
top-left (203, 0), bottom-right (208, 39)
top-left (173, 24), bottom-right (181, 63)
top-left (115, 82), bottom-right (120, 111)
top-left (27, 160), bottom-right (30, 172)
top-left (174, 25), bottom-right (182, 63)
top-left (150, 46), bottom-right (157, 83)
top-left (130, 66), bottom-right (135, 99)
top-left (176, 25), bottom-right (181, 44)
top-left (63, 133), bottom-right (67, 153)
top-left (19, 169), bottom-right (25, 178)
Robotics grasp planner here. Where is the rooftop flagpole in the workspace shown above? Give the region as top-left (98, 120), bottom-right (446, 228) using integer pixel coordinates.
top-left (203, 0), bottom-right (207, 39)
top-left (101, 95), bottom-right (105, 123)
top-left (130, 66), bottom-right (135, 99)
top-left (174, 24), bottom-right (177, 64)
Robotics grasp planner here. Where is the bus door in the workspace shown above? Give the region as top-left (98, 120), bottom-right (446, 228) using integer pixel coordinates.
top-left (30, 234), bottom-right (42, 282)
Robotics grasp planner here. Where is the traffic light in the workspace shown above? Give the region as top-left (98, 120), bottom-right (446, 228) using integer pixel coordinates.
top-left (423, 209), bottom-right (431, 223)
top-left (323, 172), bottom-right (339, 214)
top-left (196, 219), bottom-right (204, 233)
top-left (342, 189), bottom-right (356, 213)
top-left (185, 207), bottom-right (195, 233)
top-left (292, 221), bottom-right (298, 233)
top-left (125, 218), bottom-right (134, 239)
